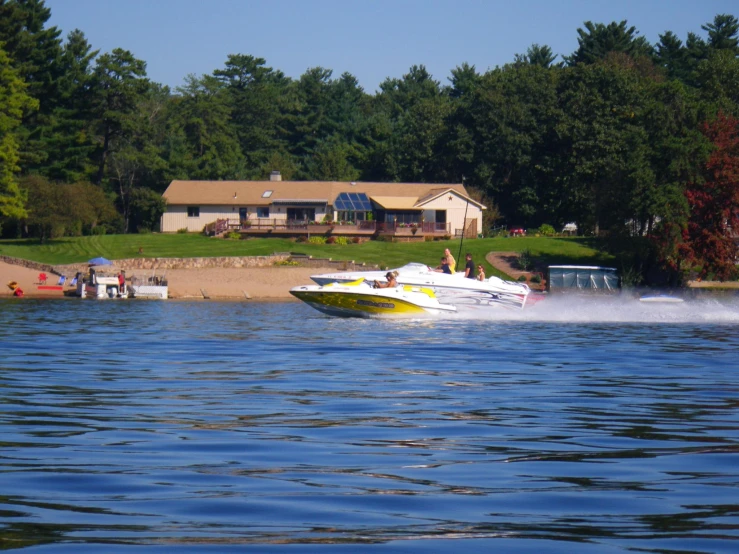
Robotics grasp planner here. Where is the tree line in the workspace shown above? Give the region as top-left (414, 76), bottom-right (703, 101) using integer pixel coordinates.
top-left (0, 0), bottom-right (738, 281)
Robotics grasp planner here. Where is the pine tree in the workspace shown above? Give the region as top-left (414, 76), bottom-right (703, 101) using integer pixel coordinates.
top-left (565, 21), bottom-right (654, 66)
top-left (0, 0), bottom-right (64, 170)
top-left (702, 14), bottom-right (739, 54)
top-left (44, 29), bottom-right (99, 182)
top-left (89, 48), bottom-right (150, 185)
top-left (0, 45), bottom-right (37, 220)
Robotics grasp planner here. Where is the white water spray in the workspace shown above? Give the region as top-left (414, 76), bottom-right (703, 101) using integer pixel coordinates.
top-left (451, 293), bottom-right (739, 324)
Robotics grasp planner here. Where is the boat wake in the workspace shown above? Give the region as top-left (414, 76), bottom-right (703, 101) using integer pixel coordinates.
top-left (450, 294), bottom-right (739, 323)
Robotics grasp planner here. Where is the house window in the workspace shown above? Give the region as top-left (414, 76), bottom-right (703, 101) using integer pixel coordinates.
top-left (257, 207), bottom-right (270, 218)
top-left (338, 211), bottom-right (367, 222)
top-left (287, 207), bottom-right (315, 221)
top-left (187, 206), bottom-right (200, 218)
top-left (387, 211), bottom-right (421, 225)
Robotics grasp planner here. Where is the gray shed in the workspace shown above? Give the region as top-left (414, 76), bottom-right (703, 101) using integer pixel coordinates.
top-left (547, 266), bottom-right (619, 292)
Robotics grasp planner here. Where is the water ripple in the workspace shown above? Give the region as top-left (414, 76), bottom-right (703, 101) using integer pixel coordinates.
top-left (1, 300), bottom-right (738, 551)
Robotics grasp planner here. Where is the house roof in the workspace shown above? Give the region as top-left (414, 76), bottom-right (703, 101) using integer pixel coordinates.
top-left (415, 188), bottom-right (487, 210)
top-left (162, 180), bottom-right (485, 209)
top-left (370, 196), bottom-right (420, 210)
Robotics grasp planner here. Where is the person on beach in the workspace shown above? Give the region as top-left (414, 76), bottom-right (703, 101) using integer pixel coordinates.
top-left (374, 271), bottom-right (398, 288)
top-left (118, 271), bottom-right (126, 295)
top-left (464, 253), bottom-right (475, 279)
top-left (476, 265), bottom-right (486, 281)
top-left (444, 248), bottom-right (456, 273)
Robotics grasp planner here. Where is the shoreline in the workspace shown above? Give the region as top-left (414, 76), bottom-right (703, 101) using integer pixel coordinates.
top-left (0, 261), bottom-right (336, 300)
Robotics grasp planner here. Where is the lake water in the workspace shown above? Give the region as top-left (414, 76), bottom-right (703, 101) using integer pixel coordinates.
top-left (2, 296), bottom-right (739, 553)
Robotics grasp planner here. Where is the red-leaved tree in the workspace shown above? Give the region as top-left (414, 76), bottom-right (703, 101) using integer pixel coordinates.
top-left (681, 112), bottom-right (739, 280)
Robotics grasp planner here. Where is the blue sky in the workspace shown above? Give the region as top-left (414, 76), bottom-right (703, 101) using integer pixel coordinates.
top-left (46, 0), bottom-right (737, 93)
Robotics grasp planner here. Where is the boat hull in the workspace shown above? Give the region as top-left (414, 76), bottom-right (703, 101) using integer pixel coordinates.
top-left (640, 294), bottom-right (684, 303)
top-left (291, 283), bottom-right (456, 319)
top-left (130, 285), bottom-right (168, 299)
top-left (84, 283), bottom-right (127, 299)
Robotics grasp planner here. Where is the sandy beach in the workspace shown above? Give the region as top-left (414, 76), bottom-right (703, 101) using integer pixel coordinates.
top-left (0, 260), bottom-right (337, 300)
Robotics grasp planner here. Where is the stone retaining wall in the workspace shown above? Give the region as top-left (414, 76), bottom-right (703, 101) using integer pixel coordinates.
top-left (52, 255), bottom-right (291, 276)
top-left (2, 254), bottom-right (376, 276)
top-left (0, 255), bottom-right (56, 274)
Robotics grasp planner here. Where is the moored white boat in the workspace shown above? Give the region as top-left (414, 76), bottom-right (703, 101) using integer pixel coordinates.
top-left (82, 269), bottom-right (128, 299)
top-left (290, 278), bottom-right (457, 318)
top-left (129, 274), bottom-right (168, 299)
top-left (311, 262), bottom-right (531, 310)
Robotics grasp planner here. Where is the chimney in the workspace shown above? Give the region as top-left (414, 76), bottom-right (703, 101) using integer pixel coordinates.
top-left (270, 170), bottom-right (282, 182)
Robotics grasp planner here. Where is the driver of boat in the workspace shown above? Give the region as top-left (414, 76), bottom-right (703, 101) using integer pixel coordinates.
top-left (374, 271), bottom-right (398, 289)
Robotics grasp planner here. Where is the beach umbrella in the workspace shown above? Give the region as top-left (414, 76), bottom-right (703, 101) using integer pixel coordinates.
top-left (88, 257), bottom-right (113, 266)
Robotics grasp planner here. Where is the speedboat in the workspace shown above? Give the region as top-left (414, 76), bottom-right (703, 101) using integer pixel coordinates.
top-left (311, 262), bottom-right (531, 310)
top-left (290, 278), bottom-right (457, 318)
top-left (639, 293), bottom-right (684, 303)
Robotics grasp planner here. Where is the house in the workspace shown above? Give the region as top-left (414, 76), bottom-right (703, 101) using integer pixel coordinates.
top-left (160, 173), bottom-right (485, 239)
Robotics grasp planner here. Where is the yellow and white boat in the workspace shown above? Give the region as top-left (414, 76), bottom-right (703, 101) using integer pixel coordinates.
top-left (311, 262), bottom-right (531, 310)
top-left (290, 279), bottom-right (457, 318)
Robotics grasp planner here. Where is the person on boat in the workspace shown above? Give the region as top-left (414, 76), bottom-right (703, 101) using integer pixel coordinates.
top-left (476, 265), bottom-right (486, 281)
top-left (118, 271), bottom-right (126, 295)
top-left (434, 257), bottom-right (452, 274)
top-left (374, 271), bottom-right (398, 288)
top-left (444, 249), bottom-right (456, 273)
top-left (464, 253), bottom-right (475, 279)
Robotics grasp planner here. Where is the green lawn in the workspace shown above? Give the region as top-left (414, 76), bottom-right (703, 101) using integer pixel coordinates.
top-left (0, 234), bottom-right (615, 279)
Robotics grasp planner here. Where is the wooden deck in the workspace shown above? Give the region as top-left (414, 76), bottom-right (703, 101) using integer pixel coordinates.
top-left (206, 219), bottom-right (452, 239)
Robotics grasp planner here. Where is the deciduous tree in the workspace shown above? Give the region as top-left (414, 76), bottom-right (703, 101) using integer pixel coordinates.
top-left (681, 112), bottom-right (739, 280)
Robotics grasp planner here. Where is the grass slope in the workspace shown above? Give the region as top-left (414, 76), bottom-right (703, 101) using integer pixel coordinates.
top-left (0, 234), bottom-right (614, 279)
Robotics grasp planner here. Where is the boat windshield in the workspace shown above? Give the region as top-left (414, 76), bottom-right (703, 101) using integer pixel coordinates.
top-left (395, 263), bottom-right (429, 273)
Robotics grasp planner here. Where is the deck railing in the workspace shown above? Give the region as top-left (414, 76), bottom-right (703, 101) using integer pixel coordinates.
top-left (213, 218), bottom-right (450, 236)
top-left (376, 222), bottom-right (450, 234)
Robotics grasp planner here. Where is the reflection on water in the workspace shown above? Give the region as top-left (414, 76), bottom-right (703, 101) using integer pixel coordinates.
top-left (1, 299), bottom-right (738, 551)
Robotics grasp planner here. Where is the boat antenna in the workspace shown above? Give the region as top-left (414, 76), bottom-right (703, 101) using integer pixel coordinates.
top-left (457, 178), bottom-right (470, 266)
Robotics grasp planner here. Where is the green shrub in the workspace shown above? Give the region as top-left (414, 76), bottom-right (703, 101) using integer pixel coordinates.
top-left (620, 266), bottom-right (643, 287)
top-left (517, 275), bottom-right (528, 282)
top-left (517, 248), bottom-right (532, 271)
top-left (538, 224), bottom-right (556, 237)
top-left (530, 274), bottom-right (542, 284)
top-left (309, 236), bottom-right (327, 244)
top-left (177, 227), bottom-right (189, 234)
top-left (334, 236), bottom-right (349, 245)
top-left (224, 231), bottom-right (241, 239)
